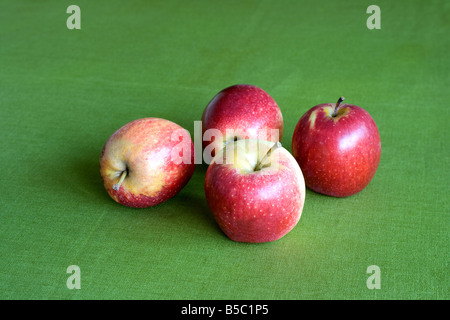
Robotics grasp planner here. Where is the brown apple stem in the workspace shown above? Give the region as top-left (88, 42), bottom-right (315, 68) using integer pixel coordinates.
top-left (112, 170), bottom-right (127, 191)
top-left (254, 142), bottom-right (282, 171)
top-left (332, 96), bottom-right (345, 117)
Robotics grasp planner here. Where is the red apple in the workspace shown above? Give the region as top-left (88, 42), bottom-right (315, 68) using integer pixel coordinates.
top-left (100, 118), bottom-right (195, 208)
top-left (292, 97), bottom-right (381, 197)
top-left (205, 139), bottom-right (305, 243)
top-left (201, 84), bottom-right (283, 159)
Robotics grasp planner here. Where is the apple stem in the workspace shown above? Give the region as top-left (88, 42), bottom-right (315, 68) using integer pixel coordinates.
top-left (112, 169), bottom-right (128, 191)
top-left (254, 142), bottom-right (282, 171)
top-left (332, 96), bottom-right (345, 117)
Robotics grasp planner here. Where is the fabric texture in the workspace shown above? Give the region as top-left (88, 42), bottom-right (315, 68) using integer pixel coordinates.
top-left (0, 0), bottom-right (448, 299)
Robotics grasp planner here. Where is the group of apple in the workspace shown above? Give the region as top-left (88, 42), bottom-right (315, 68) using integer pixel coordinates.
top-left (100, 84), bottom-right (381, 243)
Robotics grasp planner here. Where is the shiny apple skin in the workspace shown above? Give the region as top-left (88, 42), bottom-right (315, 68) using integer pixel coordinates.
top-left (100, 118), bottom-right (195, 208)
top-left (201, 84), bottom-right (283, 156)
top-left (292, 103), bottom-right (381, 197)
top-left (205, 140), bottom-right (305, 243)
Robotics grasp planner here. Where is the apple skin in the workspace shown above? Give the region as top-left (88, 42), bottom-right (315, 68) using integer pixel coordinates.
top-left (292, 101), bottom-right (381, 197)
top-left (100, 118), bottom-right (195, 208)
top-left (205, 140), bottom-right (305, 243)
top-left (201, 84), bottom-right (283, 157)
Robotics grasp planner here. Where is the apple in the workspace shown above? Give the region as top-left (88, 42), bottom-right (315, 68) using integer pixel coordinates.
top-left (201, 84), bottom-right (283, 159)
top-left (292, 97), bottom-right (381, 197)
top-left (204, 139), bottom-right (306, 243)
top-left (100, 117), bottom-right (195, 208)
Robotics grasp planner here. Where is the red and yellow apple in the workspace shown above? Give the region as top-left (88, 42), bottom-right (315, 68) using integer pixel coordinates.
top-left (205, 139), bottom-right (305, 243)
top-left (100, 118), bottom-right (195, 208)
top-left (201, 84), bottom-right (283, 159)
top-left (292, 97), bottom-right (381, 197)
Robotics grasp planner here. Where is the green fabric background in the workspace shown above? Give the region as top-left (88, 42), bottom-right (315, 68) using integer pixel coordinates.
top-left (0, 0), bottom-right (448, 300)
